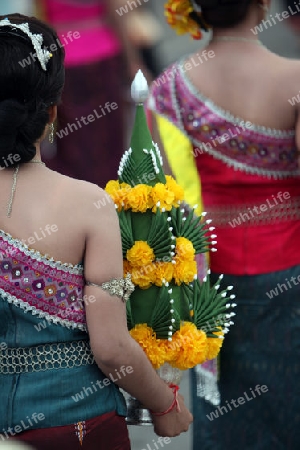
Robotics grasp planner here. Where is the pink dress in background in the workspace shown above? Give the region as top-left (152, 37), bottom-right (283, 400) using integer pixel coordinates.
top-left (42, 0), bottom-right (126, 188)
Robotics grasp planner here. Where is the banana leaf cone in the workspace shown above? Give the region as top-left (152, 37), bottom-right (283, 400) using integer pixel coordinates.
top-left (105, 70), bottom-right (236, 374)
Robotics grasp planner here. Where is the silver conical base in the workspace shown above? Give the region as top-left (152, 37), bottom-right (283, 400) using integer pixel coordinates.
top-left (125, 396), bottom-right (153, 426)
top-left (122, 363), bottom-right (184, 426)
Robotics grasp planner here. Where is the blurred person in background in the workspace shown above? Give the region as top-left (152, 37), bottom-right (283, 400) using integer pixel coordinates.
top-left (37, 0), bottom-right (156, 187)
top-left (282, 0), bottom-right (300, 39)
top-left (0, 0), bottom-right (33, 15)
top-left (148, 0), bottom-right (300, 449)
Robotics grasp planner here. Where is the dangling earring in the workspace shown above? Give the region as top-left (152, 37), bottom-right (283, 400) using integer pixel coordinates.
top-left (49, 123), bottom-right (54, 144)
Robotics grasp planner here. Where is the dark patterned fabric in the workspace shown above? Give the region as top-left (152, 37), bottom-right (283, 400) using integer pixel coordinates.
top-left (283, 1), bottom-right (300, 15)
top-left (191, 266), bottom-right (300, 450)
top-left (10, 411), bottom-right (131, 450)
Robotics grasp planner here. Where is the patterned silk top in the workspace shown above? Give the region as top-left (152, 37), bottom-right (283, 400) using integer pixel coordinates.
top-left (0, 230), bottom-right (126, 431)
top-left (149, 60), bottom-right (300, 274)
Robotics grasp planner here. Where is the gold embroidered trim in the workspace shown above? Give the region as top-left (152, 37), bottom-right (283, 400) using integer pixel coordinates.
top-left (86, 274), bottom-right (135, 302)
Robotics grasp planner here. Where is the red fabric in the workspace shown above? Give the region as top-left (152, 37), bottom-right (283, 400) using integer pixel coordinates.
top-left (11, 412), bottom-right (131, 450)
top-left (196, 152), bottom-right (300, 275)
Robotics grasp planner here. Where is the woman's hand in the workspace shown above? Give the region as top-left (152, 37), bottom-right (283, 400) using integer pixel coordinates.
top-left (152, 393), bottom-right (193, 437)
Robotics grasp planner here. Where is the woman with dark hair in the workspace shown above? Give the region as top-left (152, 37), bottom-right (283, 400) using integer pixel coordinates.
top-left (148, 0), bottom-right (300, 448)
top-left (0, 13), bottom-right (192, 449)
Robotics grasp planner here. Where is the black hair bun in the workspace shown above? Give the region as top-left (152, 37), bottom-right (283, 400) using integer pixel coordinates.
top-left (0, 99), bottom-right (48, 168)
top-left (194, 0), bottom-right (252, 29)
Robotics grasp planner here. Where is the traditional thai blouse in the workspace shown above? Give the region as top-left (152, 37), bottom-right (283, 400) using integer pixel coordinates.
top-left (0, 230), bottom-right (126, 431)
top-left (148, 60), bottom-right (300, 275)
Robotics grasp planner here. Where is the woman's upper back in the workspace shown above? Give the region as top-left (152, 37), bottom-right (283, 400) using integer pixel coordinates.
top-left (0, 166), bottom-right (108, 266)
top-left (186, 44), bottom-right (300, 132)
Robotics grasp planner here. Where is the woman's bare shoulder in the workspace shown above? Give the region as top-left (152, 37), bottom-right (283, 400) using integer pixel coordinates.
top-left (46, 169), bottom-right (115, 218)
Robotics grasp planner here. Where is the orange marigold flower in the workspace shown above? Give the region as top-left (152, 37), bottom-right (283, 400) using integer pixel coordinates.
top-left (165, 175), bottom-right (184, 206)
top-left (130, 325), bottom-right (165, 369)
top-left (130, 264), bottom-right (155, 289)
top-left (151, 183), bottom-right (175, 212)
top-left (175, 237), bottom-right (195, 262)
top-left (105, 180), bottom-right (120, 196)
top-left (105, 180), bottom-right (130, 211)
top-left (126, 184), bottom-right (151, 213)
top-left (152, 261), bottom-right (174, 287)
top-left (173, 259), bottom-right (197, 285)
top-left (127, 241), bottom-right (155, 267)
top-left (171, 322), bottom-right (207, 370)
top-left (206, 329), bottom-right (224, 360)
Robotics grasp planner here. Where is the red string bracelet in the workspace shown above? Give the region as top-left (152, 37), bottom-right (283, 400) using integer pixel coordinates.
top-left (150, 384), bottom-right (181, 416)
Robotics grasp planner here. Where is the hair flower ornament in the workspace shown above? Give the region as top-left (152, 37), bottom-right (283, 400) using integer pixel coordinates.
top-left (164, 0), bottom-right (211, 40)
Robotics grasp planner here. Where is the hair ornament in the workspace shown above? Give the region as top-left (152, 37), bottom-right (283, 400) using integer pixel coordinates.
top-left (0, 18), bottom-right (52, 70)
top-left (164, 0), bottom-right (211, 40)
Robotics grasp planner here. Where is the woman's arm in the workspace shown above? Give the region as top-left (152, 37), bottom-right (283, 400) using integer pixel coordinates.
top-left (83, 186), bottom-right (193, 436)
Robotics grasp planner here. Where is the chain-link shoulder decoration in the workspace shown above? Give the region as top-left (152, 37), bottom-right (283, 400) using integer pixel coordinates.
top-left (86, 274), bottom-right (135, 303)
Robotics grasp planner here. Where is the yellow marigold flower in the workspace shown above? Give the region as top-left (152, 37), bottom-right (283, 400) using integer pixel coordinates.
top-left (130, 264), bottom-right (155, 289)
top-left (151, 183), bottom-right (175, 212)
top-left (105, 180), bottom-right (130, 211)
top-left (165, 175), bottom-right (184, 206)
top-left (206, 330), bottom-right (224, 360)
top-left (156, 338), bottom-right (177, 364)
top-left (130, 325), bottom-right (165, 369)
top-left (127, 184), bottom-right (151, 213)
top-left (105, 180), bottom-right (120, 194)
top-left (152, 261), bottom-right (174, 287)
top-left (173, 259), bottom-right (197, 285)
top-left (171, 322), bottom-right (207, 370)
top-left (175, 237), bottom-right (195, 262)
top-left (127, 241), bottom-right (155, 267)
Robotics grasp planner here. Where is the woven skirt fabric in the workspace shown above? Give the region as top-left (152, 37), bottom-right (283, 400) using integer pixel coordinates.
top-left (9, 411), bottom-right (131, 450)
top-left (191, 265), bottom-right (300, 450)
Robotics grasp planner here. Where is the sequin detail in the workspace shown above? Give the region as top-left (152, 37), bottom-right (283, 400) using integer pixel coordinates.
top-left (148, 61), bottom-right (300, 179)
top-left (86, 274), bottom-right (135, 302)
top-left (75, 421), bottom-right (86, 446)
top-left (0, 229), bottom-right (86, 330)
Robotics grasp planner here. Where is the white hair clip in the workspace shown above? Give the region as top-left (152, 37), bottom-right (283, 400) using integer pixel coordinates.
top-left (0, 18), bottom-right (52, 71)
